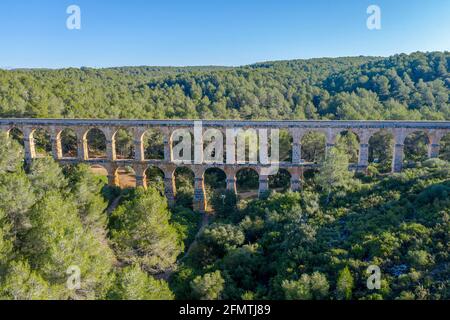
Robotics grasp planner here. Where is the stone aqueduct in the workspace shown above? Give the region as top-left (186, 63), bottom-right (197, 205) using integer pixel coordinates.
top-left (1, 119), bottom-right (449, 212)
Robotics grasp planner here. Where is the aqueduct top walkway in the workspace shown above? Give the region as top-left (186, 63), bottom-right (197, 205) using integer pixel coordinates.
top-left (1, 118), bottom-right (449, 212)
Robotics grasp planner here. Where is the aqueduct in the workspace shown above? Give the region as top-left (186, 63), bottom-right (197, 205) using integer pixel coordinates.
top-left (1, 118), bottom-right (449, 212)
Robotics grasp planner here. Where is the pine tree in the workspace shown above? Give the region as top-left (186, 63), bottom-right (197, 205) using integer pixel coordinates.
top-left (315, 147), bottom-right (354, 203)
top-left (23, 191), bottom-right (115, 299)
top-left (28, 157), bottom-right (67, 200)
top-left (0, 134), bottom-right (35, 238)
top-left (0, 210), bottom-right (13, 274)
top-left (190, 270), bottom-right (225, 300)
top-left (336, 267), bottom-right (354, 300)
top-left (0, 260), bottom-right (53, 300)
top-left (65, 164), bottom-right (108, 232)
top-left (110, 187), bottom-right (183, 274)
top-left (108, 264), bottom-right (174, 300)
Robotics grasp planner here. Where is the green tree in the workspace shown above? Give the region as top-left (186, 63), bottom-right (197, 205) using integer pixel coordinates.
top-left (65, 164), bottom-right (108, 232)
top-left (0, 210), bottom-right (13, 274)
top-left (0, 134), bottom-right (35, 238)
top-left (110, 187), bottom-right (183, 274)
top-left (315, 147), bottom-right (354, 203)
top-left (282, 276), bottom-right (312, 300)
top-left (282, 272), bottom-right (329, 300)
top-left (221, 244), bottom-right (263, 294)
top-left (108, 264), bottom-right (174, 300)
top-left (197, 223), bottom-right (245, 257)
top-left (0, 260), bottom-right (52, 300)
top-left (28, 157), bottom-right (67, 200)
top-left (210, 190), bottom-right (237, 219)
top-left (23, 191), bottom-right (114, 299)
top-left (0, 132), bottom-right (24, 174)
top-left (336, 267), bottom-right (354, 300)
top-left (190, 270), bottom-right (225, 300)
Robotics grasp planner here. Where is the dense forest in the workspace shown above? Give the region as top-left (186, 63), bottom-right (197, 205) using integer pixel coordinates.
top-left (0, 51), bottom-right (449, 120)
top-left (0, 51), bottom-right (449, 300)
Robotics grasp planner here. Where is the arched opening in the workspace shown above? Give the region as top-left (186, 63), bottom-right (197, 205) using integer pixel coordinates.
top-left (33, 128), bottom-right (52, 157)
top-left (278, 129), bottom-right (292, 162)
top-left (86, 128), bottom-right (107, 159)
top-left (404, 131), bottom-right (429, 164)
top-left (235, 129), bottom-right (259, 164)
top-left (368, 130), bottom-right (394, 173)
top-left (269, 168), bottom-right (291, 191)
top-left (439, 133), bottom-right (450, 161)
top-left (301, 131), bottom-right (326, 163)
top-left (116, 166), bottom-right (136, 189)
top-left (144, 128), bottom-right (165, 160)
top-left (204, 168), bottom-right (227, 191)
top-left (114, 128), bottom-right (134, 160)
top-left (174, 167), bottom-right (195, 208)
top-left (8, 127), bottom-right (24, 147)
top-left (203, 129), bottom-right (225, 163)
top-left (336, 130), bottom-right (360, 164)
top-left (60, 128), bottom-right (77, 158)
top-left (145, 166), bottom-right (165, 194)
top-left (204, 167), bottom-right (227, 210)
top-left (236, 168), bottom-right (259, 199)
top-left (172, 129), bottom-right (194, 163)
top-left (89, 165), bottom-right (108, 185)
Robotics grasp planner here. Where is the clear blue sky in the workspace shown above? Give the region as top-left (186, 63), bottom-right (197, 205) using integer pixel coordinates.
top-left (0, 0), bottom-right (449, 68)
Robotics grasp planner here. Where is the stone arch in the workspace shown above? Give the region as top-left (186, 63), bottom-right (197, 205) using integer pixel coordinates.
top-left (85, 128), bottom-right (107, 159)
top-left (32, 127), bottom-right (52, 157)
top-left (171, 128), bottom-right (194, 163)
top-left (203, 129), bottom-right (225, 164)
top-left (174, 166), bottom-right (195, 208)
top-left (115, 165), bottom-right (136, 189)
top-left (236, 167), bottom-right (259, 199)
top-left (89, 164), bottom-right (109, 186)
top-left (143, 128), bottom-right (165, 160)
top-left (145, 165), bottom-right (165, 192)
top-left (204, 167), bottom-right (227, 191)
top-left (203, 167), bottom-right (227, 211)
top-left (368, 129), bottom-right (394, 173)
top-left (114, 128), bottom-right (134, 160)
top-left (269, 168), bottom-right (291, 191)
top-left (235, 128), bottom-right (259, 164)
top-left (404, 130), bottom-right (430, 163)
top-left (7, 127), bottom-right (24, 146)
top-left (439, 131), bottom-right (450, 161)
top-left (335, 130), bottom-right (360, 163)
top-left (301, 131), bottom-right (326, 163)
top-left (59, 128), bottom-right (77, 158)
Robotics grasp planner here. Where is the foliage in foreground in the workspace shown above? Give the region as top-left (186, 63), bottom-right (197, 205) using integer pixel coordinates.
top-left (0, 132), bottom-right (449, 300)
top-left (171, 157), bottom-right (450, 300)
top-left (0, 134), bottom-right (194, 300)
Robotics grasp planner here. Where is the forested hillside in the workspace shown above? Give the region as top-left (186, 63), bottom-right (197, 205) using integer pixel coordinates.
top-left (0, 52), bottom-right (449, 300)
top-left (0, 51), bottom-right (448, 120)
